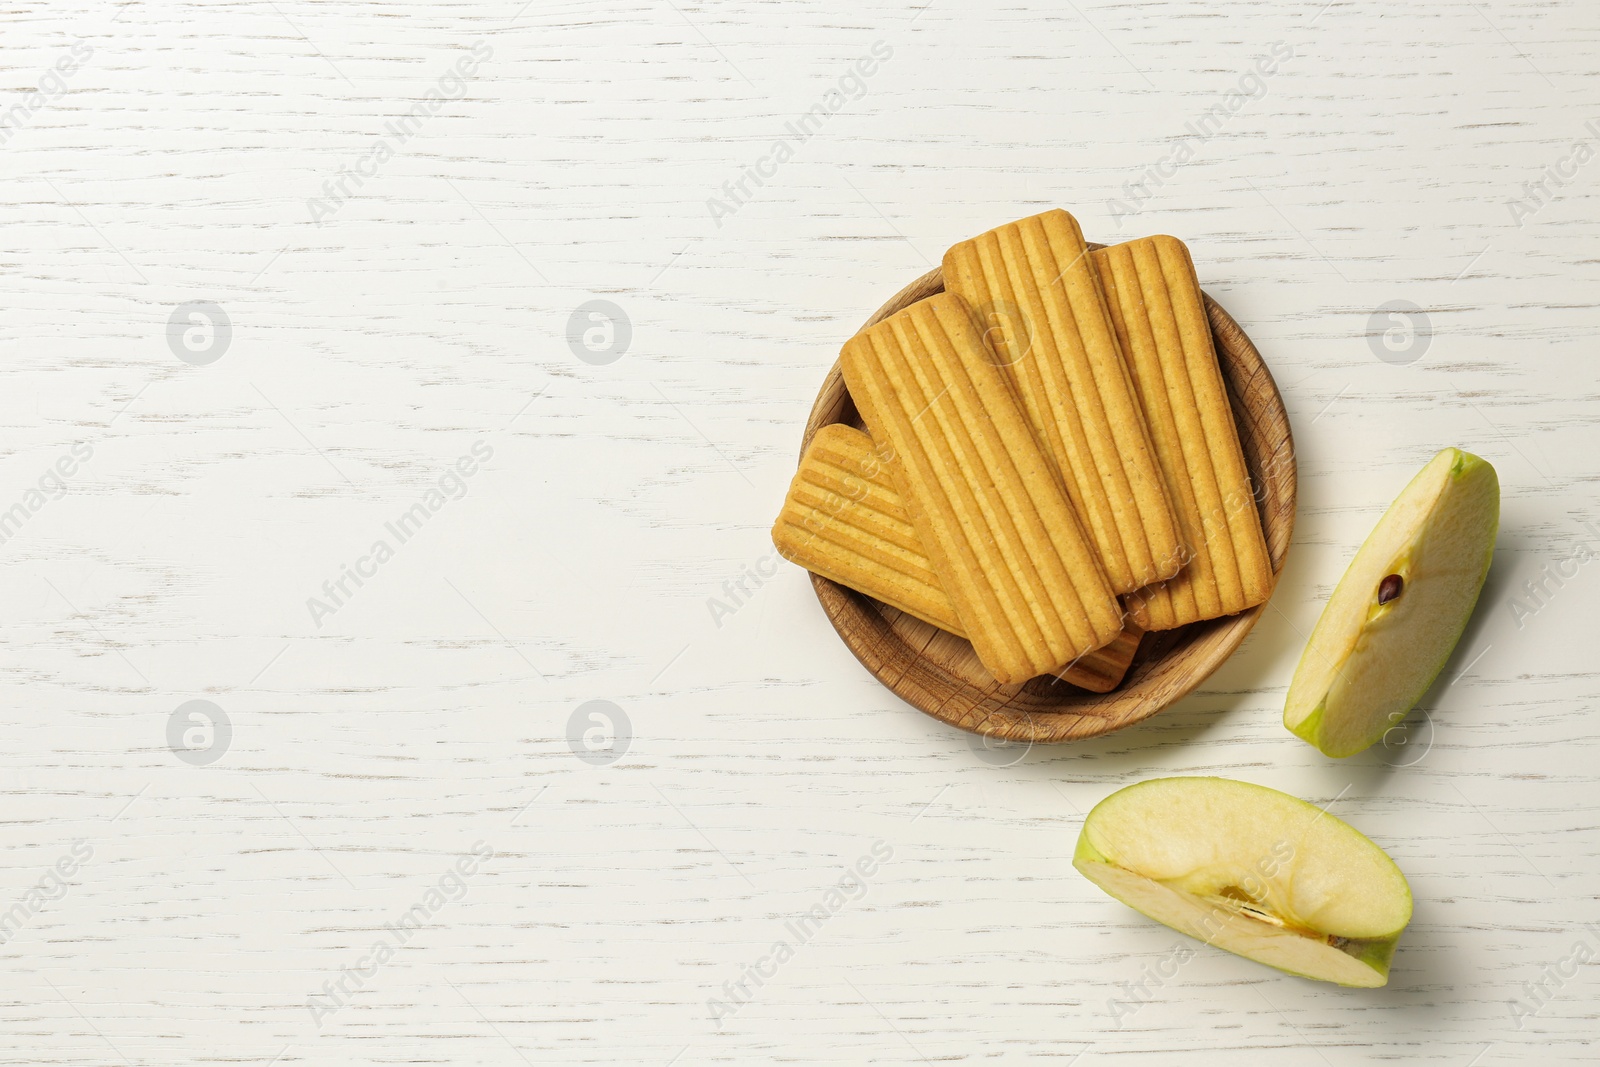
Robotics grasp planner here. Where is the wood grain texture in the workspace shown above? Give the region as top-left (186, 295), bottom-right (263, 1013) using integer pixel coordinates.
top-left (800, 262), bottom-right (1295, 742)
top-left (1, 0), bottom-right (1598, 1064)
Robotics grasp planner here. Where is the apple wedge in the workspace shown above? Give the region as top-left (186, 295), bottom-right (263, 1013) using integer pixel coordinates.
top-left (1285, 448), bottom-right (1499, 757)
top-left (1074, 777), bottom-right (1412, 987)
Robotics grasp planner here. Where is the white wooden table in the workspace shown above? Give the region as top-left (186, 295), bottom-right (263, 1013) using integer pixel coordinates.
top-left (2, 1), bottom-right (1596, 1062)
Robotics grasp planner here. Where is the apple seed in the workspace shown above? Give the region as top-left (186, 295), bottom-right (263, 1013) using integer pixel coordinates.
top-left (1377, 574), bottom-right (1403, 605)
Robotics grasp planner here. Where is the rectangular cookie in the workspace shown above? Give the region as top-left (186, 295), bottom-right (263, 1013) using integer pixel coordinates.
top-left (942, 209), bottom-right (1184, 595)
top-left (839, 291), bottom-right (1123, 683)
top-left (772, 423), bottom-right (1143, 692)
top-left (1092, 234), bottom-right (1274, 629)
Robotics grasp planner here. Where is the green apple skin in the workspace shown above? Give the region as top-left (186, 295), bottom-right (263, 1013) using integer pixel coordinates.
top-left (1073, 777), bottom-right (1413, 988)
top-left (1285, 448), bottom-right (1499, 758)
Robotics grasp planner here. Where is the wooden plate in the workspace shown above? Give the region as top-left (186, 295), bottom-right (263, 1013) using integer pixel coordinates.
top-left (799, 259), bottom-right (1296, 743)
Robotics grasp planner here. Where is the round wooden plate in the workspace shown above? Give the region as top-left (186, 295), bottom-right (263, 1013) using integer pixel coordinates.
top-left (799, 258), bottom-right (1296, 743)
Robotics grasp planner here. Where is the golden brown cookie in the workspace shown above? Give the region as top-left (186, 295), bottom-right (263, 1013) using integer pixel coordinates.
top-left (1093, 235), bottom-right (1274, 629)
top-left (772, 424), bottom-right (1143, 692)
top-left (838, 291), bottom-right (1123, 683)
top-left (942, 209), bottom-right (1183, 595)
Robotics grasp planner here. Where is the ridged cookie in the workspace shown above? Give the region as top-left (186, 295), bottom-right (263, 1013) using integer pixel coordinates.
top-left (839, 291), bottom-right (1123, 683)
top-left (942, 209), bottom-right (1183, 595)
top-left (1093, 235), bottom-right (1274, 630)
top-left (772, 424), bottom-right (1143, 692)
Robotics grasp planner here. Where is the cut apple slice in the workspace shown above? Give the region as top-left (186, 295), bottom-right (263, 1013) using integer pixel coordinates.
top-left (1074, 777), bottom-right (1412, 987)
top-left (1285, 448), bottom-right (1499, 757)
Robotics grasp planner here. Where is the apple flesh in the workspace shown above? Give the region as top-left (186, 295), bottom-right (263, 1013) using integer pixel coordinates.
top-left (1285, 448), bottom-right (1499, 757)
top-left (1074, 777), bottom-right (1412, 987)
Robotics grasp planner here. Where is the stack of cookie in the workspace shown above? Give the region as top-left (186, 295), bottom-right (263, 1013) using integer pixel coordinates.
top-left (771, 210), bottom-right (1273, 692)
